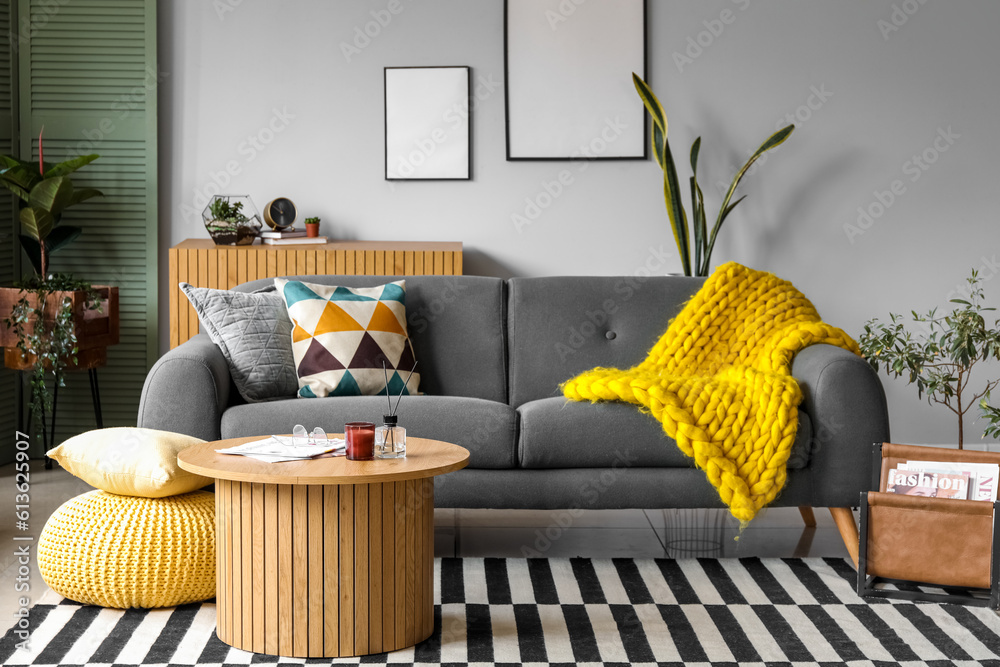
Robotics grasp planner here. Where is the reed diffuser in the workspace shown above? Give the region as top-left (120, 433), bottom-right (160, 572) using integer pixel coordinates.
top-left (376, 361), bottom-right (417, 459)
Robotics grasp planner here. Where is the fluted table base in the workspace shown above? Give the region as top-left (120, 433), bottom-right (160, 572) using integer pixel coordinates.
top-left (214, 478), bottom-right (435, 658)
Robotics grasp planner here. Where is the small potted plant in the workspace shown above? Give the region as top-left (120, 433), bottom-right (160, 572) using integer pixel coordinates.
top-left (858, 268), bottom-right (1000, 448)
top-left (0, 130), bottom-right (119, 428)
top-left (202, 195), bottom-right (262, 245)
top-left (304, 216), bottom-right (321, 238)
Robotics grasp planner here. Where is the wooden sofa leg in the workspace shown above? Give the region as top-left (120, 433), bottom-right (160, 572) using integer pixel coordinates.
top-left (798, 506), bottom-right (817, 527)
top-left (829, 507), bottom-right (859, 568)
top-left (792, 522), bottom-right (816, 558)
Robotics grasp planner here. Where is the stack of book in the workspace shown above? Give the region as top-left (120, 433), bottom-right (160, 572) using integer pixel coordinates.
top-left (258, 228), bottom-right (328, 245)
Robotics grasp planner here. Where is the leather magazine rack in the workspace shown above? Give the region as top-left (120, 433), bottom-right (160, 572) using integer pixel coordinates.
top-left (858, 442), bottom-right (1000, 608)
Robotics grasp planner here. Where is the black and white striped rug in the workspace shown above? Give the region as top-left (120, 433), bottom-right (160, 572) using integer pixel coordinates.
top-left (2, 557), bottom-right (999, 665)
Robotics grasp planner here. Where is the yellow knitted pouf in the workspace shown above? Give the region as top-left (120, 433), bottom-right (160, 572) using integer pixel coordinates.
top-left (38, 490), bottom-right (215, 609)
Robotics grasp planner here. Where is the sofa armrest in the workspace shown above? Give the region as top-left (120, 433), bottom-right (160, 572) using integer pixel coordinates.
top-left (137, 333), bottom-right (231, 441)
top-left (791, 343), bottom-right (890, 507)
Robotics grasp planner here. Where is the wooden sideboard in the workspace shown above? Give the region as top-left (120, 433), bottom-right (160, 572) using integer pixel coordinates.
top-left (168, 239), bottom-right (463, 348)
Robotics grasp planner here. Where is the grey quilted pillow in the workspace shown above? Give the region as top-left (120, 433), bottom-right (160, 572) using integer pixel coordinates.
top-left (180, 283), bottom-right (298, 402)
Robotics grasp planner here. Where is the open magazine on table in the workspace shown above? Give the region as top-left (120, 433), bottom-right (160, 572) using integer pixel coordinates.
top-left (216, 434), bottom-right (346, 463)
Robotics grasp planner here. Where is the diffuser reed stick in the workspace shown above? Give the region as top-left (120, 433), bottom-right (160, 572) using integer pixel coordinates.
top-left (379, 360), bottom-right (417, 456)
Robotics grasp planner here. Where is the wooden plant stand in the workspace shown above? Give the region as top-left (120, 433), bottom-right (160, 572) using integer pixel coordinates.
top-left (1, 286), bottom-right (119, 465)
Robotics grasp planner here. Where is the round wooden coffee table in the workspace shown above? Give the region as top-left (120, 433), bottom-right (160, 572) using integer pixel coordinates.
top-left (178, 435), bottom-right (468, 658)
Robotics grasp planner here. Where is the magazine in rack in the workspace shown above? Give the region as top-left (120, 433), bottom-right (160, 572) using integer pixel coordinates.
top-left (885, 459), bottom-right (999, 501)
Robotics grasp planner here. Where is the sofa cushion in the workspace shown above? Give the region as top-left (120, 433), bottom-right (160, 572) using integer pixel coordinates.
top-left (221, 395), bottom-right (518, 469)
top-left (234, 275), bottom-right (507, 403)
top-left (180, 283), bottom-right (298, 402)
top-left (507, 276), bottom-right (705, 407)
top-left (275, 278), bottom-right (420, 398)
top-left (517, 397), bottom-right (813, 470)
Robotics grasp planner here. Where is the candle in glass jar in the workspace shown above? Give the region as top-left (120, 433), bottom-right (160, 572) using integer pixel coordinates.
top-left (345, 421), bottom-right (375, 461)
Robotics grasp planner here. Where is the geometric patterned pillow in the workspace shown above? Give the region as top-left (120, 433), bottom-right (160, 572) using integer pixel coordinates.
top-left (274, 278), bottom-right (420, 398)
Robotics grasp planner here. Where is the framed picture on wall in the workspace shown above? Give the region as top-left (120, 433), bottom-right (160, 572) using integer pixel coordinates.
top-left (385, 66), bottom-right (471, 180)
top-left (504, 0), bottom-right (647, 161)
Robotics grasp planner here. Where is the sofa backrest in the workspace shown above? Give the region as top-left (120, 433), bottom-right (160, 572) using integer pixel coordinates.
top-left (507, 275), bottom-right (706, 407)
top-left (234, 275), bottom-right (508, 403)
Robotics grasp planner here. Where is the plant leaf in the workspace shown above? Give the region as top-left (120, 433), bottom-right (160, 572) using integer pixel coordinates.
top-left (651, 122), bottom-right (666, 171)
top-left (46, 225), bottom-right (82, 254)
top-left (634, 73), bottom-right (670, 172)
top-left (0, 178), bottom-right (30, 202)
top-left (0, 163), bottom-right (41, 194)
top-left (28, 176), bottom-right (74, 219)
top-left (17, 234), bottom-right (42, 274)
top-left (661, 140), bottom-right (690, 276)
top-left (633, 73), bottom-right (691, 274)
top-left (42, 154), bottom-right (99, 179)
top-left (695, 195), bottom-right (707, 273)
top-left (19, 207), bottom-right (54, 242)
top-left (0, 155), bottom-right (26, 170)
top-left (722, 125), bottom-right (795, 207)
top-left (632, 73), bottom-right (667, 135)
top-left (68, 187), bottom-right (103, 206)
top-left (690, 138), bottom-right (708, 275)
top-left (691, 176), bottom-right (702, 274)
top-left (719, 194), bottom-right (748, 224)
top-left (701, 195), bottom-right (748, 274)
top-left (703, 124), bottom-right (795, 271)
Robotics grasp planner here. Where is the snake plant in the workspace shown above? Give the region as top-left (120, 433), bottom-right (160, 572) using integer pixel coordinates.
top-left (633, 73), bottom-right (794, 277)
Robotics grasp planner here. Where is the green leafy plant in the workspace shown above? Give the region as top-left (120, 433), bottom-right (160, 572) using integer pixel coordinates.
top-left (632, 73), bottom-right (794, 277)
top-left (305, 217), bottom-right (320, 225)
top-left (208, 197), bottom-right (247, 224)
top-left (0, 129), bottom-right (104, 430)
top-left (982, 395), bottom-right (1000, 440)
top-left (0, 129), bottom-right (103, 278)
top-left (858, 269), bottom-right (1000, 448)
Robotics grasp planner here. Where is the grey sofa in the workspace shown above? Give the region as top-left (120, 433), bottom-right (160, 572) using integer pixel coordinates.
top-left (139, 274), bottom-right (889, 554)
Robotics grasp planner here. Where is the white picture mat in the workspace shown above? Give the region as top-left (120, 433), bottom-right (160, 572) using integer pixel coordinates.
top-left (506, 0), bottom-right (645, 159)
top-left (385, 67), bottom-right (470, 179)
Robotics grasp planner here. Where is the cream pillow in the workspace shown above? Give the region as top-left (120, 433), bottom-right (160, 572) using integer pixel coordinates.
top-left (47, 428), bottom-right (213, 498)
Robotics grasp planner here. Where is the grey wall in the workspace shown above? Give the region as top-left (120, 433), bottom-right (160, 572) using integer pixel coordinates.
top-left (158, 0), bottom-right (1000, 448)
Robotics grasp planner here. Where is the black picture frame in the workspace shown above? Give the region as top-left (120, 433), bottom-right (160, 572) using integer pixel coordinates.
top-left (384, 66), bottom-right (472, 181)
top-left (504, 0), bottom-right (648, 161)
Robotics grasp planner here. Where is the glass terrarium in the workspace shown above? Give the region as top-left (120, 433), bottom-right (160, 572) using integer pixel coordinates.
top-left (202, 195), bottom-right (262, 246)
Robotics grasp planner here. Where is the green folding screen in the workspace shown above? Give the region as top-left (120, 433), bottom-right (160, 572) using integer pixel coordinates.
top-left (1, 0), bottom-right (158, 461)
top-left (0, 0), bottom-right (17, 459)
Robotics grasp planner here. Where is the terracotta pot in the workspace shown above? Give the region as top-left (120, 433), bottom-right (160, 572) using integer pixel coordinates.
top-left (0, 285), bottom-right (120, 369)
top-left (305, 223), bottom-right (320, 238)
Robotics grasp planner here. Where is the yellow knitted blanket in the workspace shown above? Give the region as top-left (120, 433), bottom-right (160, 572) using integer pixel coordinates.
top-left (562, 262), bottom-right (859, 522)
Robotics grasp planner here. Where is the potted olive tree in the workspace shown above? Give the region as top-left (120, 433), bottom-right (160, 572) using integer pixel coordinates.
top-left (0, 130), bottom-right (118, 428)
top-left (859, 269), bottom-right (1000, 448)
